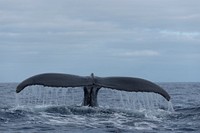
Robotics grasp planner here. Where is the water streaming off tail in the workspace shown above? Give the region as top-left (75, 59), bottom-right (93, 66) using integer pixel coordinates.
top-left (15, 86), bottom-right (174, 111)
top-left (16, 86), bottom-right (84, 106)
top-left (98, 88), bottom-right (174, 111)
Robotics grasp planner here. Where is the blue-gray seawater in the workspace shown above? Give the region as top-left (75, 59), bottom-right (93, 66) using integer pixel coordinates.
top-left (0, 82), bottom-right (200, 133)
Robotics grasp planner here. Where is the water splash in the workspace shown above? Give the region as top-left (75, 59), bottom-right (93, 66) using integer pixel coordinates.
top-left (15, 86), bottom-right (83, 107)
top-left (15, 86), bottom-right (174, 112)
top-left (15, 93), bottom-right (20, 107)
top-left (98, 88), bottom-right (174, 111)
top-left (167, 101), bottom-right (174, 112)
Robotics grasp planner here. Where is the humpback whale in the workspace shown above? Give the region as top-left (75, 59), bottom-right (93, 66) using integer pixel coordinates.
top-left (16, 73), bottom-right (170, 107)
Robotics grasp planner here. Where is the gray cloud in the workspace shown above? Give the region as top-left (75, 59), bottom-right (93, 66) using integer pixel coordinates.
top-left (0, 0), bottom-right (200, 82)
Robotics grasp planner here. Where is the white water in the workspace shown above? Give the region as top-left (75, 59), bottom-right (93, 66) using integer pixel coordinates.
top-left (16, 86), bottom-right (83, 106)
top-left (98, 88), bottom-right (174, 111)
top-left (16, 86), bottom-right (174, 111)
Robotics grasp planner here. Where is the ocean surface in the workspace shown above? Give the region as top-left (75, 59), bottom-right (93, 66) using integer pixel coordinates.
top-left (0, 82), bottom-right (200, 133)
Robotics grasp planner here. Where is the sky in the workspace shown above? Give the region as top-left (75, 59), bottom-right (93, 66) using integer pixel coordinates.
top-left (0, 0), bottom-right (200, 82)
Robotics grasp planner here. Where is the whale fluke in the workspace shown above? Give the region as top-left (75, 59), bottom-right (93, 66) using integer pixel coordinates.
top-left (16, 73), bottom-right (170, 106)
top-left (95, 77), bottom-right (170, 101)
top-left (16, 73), bottom-right (92, 93)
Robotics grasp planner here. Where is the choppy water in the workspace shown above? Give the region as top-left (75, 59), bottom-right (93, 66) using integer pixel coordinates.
top-left (0, 82), bottom-right (200, 132)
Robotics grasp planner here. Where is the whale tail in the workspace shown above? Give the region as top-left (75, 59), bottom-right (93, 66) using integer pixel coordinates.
top-left (16, 73), bottom-right (170, 106)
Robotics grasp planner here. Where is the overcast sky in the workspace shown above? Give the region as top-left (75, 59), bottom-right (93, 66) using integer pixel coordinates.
top-left (0, 0), bottom-right (200, 82)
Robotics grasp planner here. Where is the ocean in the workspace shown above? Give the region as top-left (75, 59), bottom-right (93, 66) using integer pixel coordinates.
top-left (0, 82), bottom-right (200, 133)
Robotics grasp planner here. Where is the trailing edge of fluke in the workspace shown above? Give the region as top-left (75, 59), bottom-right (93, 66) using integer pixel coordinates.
top-left (16, 73), bottom-right (170, 107)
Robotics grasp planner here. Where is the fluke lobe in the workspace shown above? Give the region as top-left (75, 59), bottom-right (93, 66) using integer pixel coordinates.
top-left (16, 73), bottom-right (170, 107)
